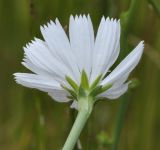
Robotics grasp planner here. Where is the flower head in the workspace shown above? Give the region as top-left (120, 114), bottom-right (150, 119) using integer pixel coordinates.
top-left (14, 15), bottom-right (144, 109)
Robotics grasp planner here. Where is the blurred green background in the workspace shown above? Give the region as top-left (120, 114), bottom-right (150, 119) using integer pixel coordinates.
top-left (0, 0), bottom-right (160, 149)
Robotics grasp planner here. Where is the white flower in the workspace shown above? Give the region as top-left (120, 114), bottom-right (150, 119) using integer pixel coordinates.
top-left (14, 15), bottom-right (144, 108)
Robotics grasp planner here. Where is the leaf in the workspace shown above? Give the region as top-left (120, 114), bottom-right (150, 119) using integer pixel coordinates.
top-left (61, 84), bottom-right (77, 99)
top-left (90, 74), bottom-right (102, 90)
top-left (89, 85), bottom-right (102, 97)
top-left (100, 84), bottom-right (112, 93)
top-left (80, 70), bottom-right (89, 90)
top-left (89, 84), bottom-right (112, 97)
top-left (65, 76), bottom-right (78, 92)
top-left (129, 78), bottom-right (140, 89)
top-left (78, 86), bottom-right (86, 98)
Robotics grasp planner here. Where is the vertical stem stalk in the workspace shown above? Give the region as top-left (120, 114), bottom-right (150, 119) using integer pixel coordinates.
top-left (63, 109), bottom-right (90, 150)
top-left (112, 0), bottom-right (141, 149)
top-left (35, 98), bottom-right (46, 150)
top-left (120, 0), bottom-right (141, 56)
top-left (63, 97), bottom-right (93, 150)
top-left (111, 96), bottom-right (129, 150)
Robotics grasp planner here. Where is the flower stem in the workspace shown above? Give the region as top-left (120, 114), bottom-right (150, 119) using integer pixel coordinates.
top-left (120, 0), bottom-right (141, 57)
top-left (35, 97), bottom-right (46, 150)
top-left (111, 0), bottom-right (141, 148)
top-left (111, 95), bottom-right (129, 150)
top-left (62, 97), bottom-right (93, 150)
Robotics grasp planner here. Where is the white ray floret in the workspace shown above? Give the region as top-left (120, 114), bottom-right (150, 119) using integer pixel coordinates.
top-left (14, 15), bottom-right (144, 108)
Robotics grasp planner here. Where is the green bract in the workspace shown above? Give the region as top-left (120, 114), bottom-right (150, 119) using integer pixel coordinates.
top-left (62, 70), bottom-right (112, 103)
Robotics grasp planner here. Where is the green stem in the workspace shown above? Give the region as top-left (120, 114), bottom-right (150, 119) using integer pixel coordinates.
top-left (111, 95), bottom-right (129, 150)
top-left (120, 0), bottom-right (141, 57)
top-left (125, 0), bottom-right (140, 32)
top-left (87, 115), bottom-right (93, 150)
top-left (111, 1), bottom-right (141, 148)
top-left (62, 97), bottom-right (93, 150)
top-left (35, 98), bottom-right (46, 150)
